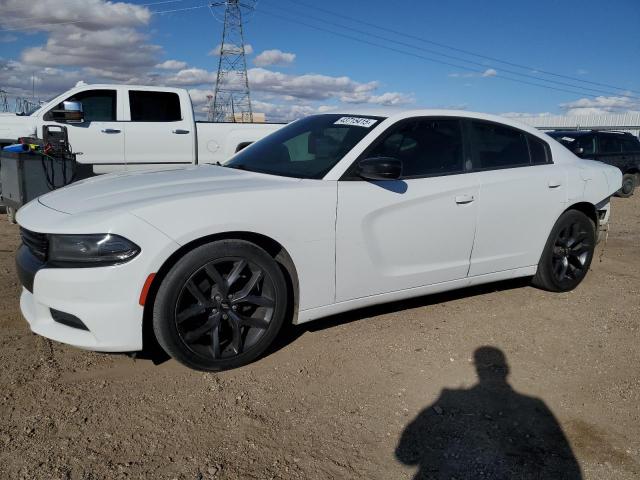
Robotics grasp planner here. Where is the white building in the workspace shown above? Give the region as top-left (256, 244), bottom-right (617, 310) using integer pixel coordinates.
top-left (515, 113), bottom-right (640, 137)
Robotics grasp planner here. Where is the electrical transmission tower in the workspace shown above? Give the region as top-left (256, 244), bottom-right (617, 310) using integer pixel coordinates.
top-left (210, 0), bottom-right (255, 123)
top-left (0, 89), bottom-right (8, 112)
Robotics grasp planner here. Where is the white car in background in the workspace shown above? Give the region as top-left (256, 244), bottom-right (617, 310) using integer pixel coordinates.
top-left (15, 109), bottom-right (622, 371)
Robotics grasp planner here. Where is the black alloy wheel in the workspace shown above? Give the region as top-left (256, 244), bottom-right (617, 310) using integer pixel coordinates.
top-left (153, 240), bottom-right (287, 371)
top-left (533, 210), bottom-right (595, 292)
top-left (550, 223), bottom-right (591, 284)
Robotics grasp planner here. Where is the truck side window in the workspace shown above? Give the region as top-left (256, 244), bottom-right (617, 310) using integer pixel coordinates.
top-left (129, 91), bottom-right (181, 122)
top-left (620, 137), bottom-right (640, 153)
top-left (599, 135), bottom-right (622, 154)
top-left (45, 89), bottom-right (116, 122)
top-left (576, 136), bottom-right (595, 155)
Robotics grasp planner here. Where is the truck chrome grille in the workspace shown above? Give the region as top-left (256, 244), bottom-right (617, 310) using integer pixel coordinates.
top-left (20, 228), bottom-right (49, 262)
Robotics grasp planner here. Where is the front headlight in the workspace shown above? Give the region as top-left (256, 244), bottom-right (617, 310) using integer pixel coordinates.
top-left (48, 234), bottom-right (140, 266)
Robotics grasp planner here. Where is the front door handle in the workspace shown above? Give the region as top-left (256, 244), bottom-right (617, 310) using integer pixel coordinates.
top-left (548, 180), bottom-right (563, 188)
top-left (101, 128), bottom-right (121, 134)
top-left (172, 129), bottom-right (190, 134)
top-left (455, 194), bottom-right (475, 205)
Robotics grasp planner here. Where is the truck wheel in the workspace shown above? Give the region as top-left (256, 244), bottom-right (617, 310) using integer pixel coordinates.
top-left (152, 240), bottom-right (288, 371)
top-left (616, 173), bottom-right (636, 198)
top-left (532, 210), bottom-right (595, 292)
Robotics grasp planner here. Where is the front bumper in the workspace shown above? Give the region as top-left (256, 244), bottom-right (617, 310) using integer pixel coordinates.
top-left (19, 262), bottom-right (146, 352)
top-left (15, 201), bottom-right (181, 353)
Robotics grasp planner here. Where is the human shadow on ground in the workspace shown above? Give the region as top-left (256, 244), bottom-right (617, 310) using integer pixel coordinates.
top-left (395, 346), bottom-right (582, 480)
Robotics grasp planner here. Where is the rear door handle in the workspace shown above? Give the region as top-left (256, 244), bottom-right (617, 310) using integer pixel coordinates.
top-left (172, 129), bottom-right (190, 134)
top-left (101, 128), bottom-right (121, 134)
top-left (455, 194), bottom-right (475, 205)
top-left (548, 180), bottom-right (562, 188)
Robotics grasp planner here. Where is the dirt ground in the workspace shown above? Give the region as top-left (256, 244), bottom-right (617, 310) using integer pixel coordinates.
top-left (0, 196), bottom-right (639, 480)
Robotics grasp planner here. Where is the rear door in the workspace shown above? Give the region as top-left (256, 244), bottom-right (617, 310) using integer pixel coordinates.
top-left (467, 120), bottom-right (566, 276)
top-left (42, 88), bottom-right (124, 165)
top-left (124, 90), bottom-right (194, 165)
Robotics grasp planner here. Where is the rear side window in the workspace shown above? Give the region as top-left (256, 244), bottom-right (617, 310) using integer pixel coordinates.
top-left (366, 118), bottom-right (464, 178)
top-left (129, 91), bottom-right (181, 122)
top-left (528, 135), bottom-right (551, 165)
top-left (46, 89), bottom-right (116, 122)
top-left (620, 137), bottom-right (640, 153)
top-left (469, 121), bottom-right (530, 169)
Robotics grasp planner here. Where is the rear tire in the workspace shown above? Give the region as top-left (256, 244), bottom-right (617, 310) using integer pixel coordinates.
top-left (615, 173), bottom-right (635, 198)
top-left (153, 240), bottom-right (288, 371)
top-left (532, 210), bottom-right (595, 292)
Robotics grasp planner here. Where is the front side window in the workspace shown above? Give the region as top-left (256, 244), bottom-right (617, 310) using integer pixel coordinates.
top-left (226, 114), bottom-right (383, 179)
top-left (599, 135), bottom-right (623, 154)
top-left (45, 89), bottom-right (116, 122)
top-left (576, 136), bottom-right (596, 155)
top-left (129, 91), bottom-right (181, 122)
top-left (364, 118), bottom-right (464, 177)
top-left (470, 121), bottom-right (529, 169)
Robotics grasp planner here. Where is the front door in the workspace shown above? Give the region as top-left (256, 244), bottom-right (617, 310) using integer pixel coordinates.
top-left (335, 118), bottom-right (479, 302)
top-left (42, 89), bottom-right (124, 165)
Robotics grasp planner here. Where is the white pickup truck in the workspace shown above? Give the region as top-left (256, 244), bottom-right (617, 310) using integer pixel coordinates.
top-left (0, 84), bottom-right (283, 173)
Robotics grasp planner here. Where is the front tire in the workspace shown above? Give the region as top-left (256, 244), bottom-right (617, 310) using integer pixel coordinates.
top-left (532, 210), bottom-right (595, 292)
top-left (153, 240), bottom-right (288, 371)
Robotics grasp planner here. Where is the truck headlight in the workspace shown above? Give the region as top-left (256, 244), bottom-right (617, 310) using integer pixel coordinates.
top-left (48, 234), bottom-right (140, 266)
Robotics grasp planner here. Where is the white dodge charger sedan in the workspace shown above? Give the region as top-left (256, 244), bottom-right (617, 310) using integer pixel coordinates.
top-left (16, 110), bottom-right (621, 371)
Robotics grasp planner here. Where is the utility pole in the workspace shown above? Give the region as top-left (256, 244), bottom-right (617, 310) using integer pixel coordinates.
top-left (210, 0), bottom-right (255, 123)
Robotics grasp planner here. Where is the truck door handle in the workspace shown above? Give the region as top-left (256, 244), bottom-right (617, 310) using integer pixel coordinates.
top-left (101, 128), bottom-right (121, 134)
top-left (455, 194), bottom-right (475, 205)
top-left (548, 180), bottom-right (562, 188)
top-left (172, 129), bottom-right (190, 134)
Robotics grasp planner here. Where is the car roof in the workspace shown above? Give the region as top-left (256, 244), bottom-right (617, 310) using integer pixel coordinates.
top-left (547, 130), bottom-right (593, 137)
top-left (318, 108), bottom-right (546, 137)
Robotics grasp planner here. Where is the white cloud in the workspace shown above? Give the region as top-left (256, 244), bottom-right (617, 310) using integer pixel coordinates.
top-left (165, 67), bottom-right (217, 87)
top-left (560, 96), bottom-right (640, 116)
top-left (449, 68), bottom-right (497, 79)
top-left (155, 59), bottom-right (187, 70)
top-left (254, 49), bottom-right (296, 67)
top-left (0, 0), bottom-right (160, 81)
top-left (209, 43), bottom-right (253, 56)
top-left (501, 112), bottom-right (553, 118)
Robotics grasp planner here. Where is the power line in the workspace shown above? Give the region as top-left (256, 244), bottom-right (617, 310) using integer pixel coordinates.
top-left (263, 3), bottom-right (636, 100)
top-left (257, 9), bottom-right (614, 100)
top-left (275, 0), bottom-right (639, 97)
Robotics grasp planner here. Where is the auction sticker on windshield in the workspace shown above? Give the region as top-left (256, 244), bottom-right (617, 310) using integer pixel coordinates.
top-left (334, 117), bottom-right (378, 128)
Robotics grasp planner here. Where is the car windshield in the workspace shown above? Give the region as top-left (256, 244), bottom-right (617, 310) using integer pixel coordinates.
top-left (225, 114), bottom-right (384, 179)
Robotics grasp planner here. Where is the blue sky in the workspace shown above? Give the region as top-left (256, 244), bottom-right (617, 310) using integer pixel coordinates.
top-left (1, 0), bottom-right (639, 120)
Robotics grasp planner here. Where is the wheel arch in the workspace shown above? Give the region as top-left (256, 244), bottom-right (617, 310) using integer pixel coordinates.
top-left (563, 201), bottom-right (598, 228)
top-left (141, 231), bottom-right (300, 351)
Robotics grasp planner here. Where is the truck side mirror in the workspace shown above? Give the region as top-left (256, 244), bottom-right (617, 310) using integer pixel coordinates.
top-left (51, 101), bottom-right (84, 124)
top-left (573, 147), bottom-right (585, 156)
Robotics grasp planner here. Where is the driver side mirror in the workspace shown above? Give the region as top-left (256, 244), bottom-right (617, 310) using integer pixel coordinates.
top-left (51, 101), bottom-right (84, 124)
top-left (357, 157), bottom-right (402, 181)
top-left (573, 147), bottom-right (585, 156)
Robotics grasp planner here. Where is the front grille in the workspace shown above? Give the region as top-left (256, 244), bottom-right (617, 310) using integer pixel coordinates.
top-left (20, 228), bottom-right (49, 261)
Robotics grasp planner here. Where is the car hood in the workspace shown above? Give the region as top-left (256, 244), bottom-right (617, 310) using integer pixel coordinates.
top-left (0, 113), bottom-right (36, 140)
top-left (37, 165), bottom-right (301, 215)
